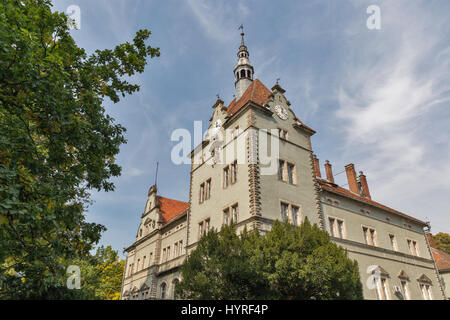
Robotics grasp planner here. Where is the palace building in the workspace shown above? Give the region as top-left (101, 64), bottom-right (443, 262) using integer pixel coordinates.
top-left (120, 30), bottom-right (447, 300)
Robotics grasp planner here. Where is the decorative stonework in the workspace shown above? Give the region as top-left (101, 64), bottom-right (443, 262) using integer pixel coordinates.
top-left (307, 139), bottom-right (325, 230)
top-left (247, 127), bottom-right (261, 217)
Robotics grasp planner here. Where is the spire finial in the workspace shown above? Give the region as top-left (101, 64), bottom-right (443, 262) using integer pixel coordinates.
top-left (238, 24), bottom-right (244, 45)
top-left (276, 78), bottom-right (280, 85)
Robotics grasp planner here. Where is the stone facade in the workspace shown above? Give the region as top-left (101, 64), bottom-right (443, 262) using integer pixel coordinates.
top-left (120, 34), bottom-right (446, 300)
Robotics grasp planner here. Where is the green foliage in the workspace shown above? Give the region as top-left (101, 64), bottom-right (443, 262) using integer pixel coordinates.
top-left (65, 246), bottom-right (125, 300)
top-left (0, 0), bottom-right (159, 299)
top-left (176, 219), bottom-right (363, 300)
top-left (433, 233), bottom-right (450, 255)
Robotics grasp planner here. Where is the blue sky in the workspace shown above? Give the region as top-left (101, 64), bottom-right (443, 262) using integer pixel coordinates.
top-left (52, 0), bottom-right (450, 257)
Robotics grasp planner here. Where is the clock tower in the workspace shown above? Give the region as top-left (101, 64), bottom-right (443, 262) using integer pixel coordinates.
top-left (234, 25), bottom-right (254, 99)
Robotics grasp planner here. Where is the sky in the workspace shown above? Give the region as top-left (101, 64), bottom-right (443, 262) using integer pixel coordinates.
top-left (52, 0), bottom-right (450, 257)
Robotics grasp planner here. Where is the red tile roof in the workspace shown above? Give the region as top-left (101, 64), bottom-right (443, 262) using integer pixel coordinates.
top-left (227, 79), bottom-right (272, 115)
top-left (157, 196), bottom-right (189, 225)
top-left (432, 248), bottom-right (450, 272)
top-left (317, 178), bottom-right (426, 225)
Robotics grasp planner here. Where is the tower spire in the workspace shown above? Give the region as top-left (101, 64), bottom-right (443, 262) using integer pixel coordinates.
top-left (234, 24), bottom-right (254, 99)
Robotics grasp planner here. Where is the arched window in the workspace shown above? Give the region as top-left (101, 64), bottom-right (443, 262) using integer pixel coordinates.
top-left (160, 282), bottom-right (167, 299)
top-left (172, 278), bottom-right (179, 299)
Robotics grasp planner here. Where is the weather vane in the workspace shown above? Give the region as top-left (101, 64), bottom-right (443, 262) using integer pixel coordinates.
top-left (276, 78), bottom-right (280, 85)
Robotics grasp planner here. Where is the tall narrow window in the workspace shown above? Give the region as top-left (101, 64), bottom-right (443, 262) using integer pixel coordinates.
top-left (407, 240), bottom-right (419, 256)
top-left (420, 283), bottom-right (432, 300)
top-left (281, 203), bottom-right (289, 222)
top-left (149, 252), bottom-right (153, 266)
top-left (142, 256), bottom-right (146, 269)
top-left (179, 240), bottom-right (183, 256)
top-left (137, 259), bottom-right (140, 272)
top-left (287, 163), bottom-right (295, 184)
top-left (401, 280), bottom-right (410, 300)
top-left (160, 283), bottom-right (167, 299)
top-left (389, 234), bottom-right (398, 251)
top-left (205, 179), bottom-right (211, 200)
top-left (174, 243), bottom-right (178, 257)
top-left (370, 229), bottom-right (377, 246)
top-left (337, 220), bottom-right (344, 238)
top-left (223, 167), bottom-right (230, 188)
top-left (329, 218), bottom-right (336, 237)
top-left (198, 222), bottom-right (204, 239)
top-left (291, 205), bottom-right (299, 226)
top-left (231, 161), bottom-right (237, 184)
top-left (200, 183), bottom-right (205, 203)
top-left (381, 278), bottom-right (390, 300)
top-left (232, 204), bottom-right (239, 223)
top-left (223, 208), bottom-right (230, 225)
top-left (278, 160), bottom-right (285, 181)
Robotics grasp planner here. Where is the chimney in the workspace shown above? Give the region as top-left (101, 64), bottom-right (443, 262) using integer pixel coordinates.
top-left (345, 164), bottom-right (359, 194)
top-left (313, 154), bottom-right (321, 178)
top-left (324, 160), bottom-right (334, 183)
top-left (358, 171), bottom-right (371, 199)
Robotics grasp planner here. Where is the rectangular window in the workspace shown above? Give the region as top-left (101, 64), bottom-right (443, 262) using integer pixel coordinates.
top-left (231, 161), bottom-right (237, 184)
top-left (407, 240), bottom-right (419, 256)
top-left (281, 202), bottom-right (289, 222)
top-left (278, 160), bottom-right (285, 181)
top-left (179, 240), bottom-right (183, 256)
top-left (381, 278), bottom-right (390, 300)
top-left (329, 218), bottom-right (336, 237)
top-left (291, 205), bottom-right (299, 226)
top-left (330, 218), bottom-right (344, 239)
top-left (223, 167), bottom-right (230, 188)
top-left (420, 284), bottom-right (432, 300)
top-left (401, 281), bottom-right (410, 300)
top-left (232, 204), bottom-right (239, 223)
top-left (363, 227), bottom-right (376, 246)
top-left (370, 229), bottom-right (377, 246)
top-left (200, 183), bottom-right (205, 203)
top-left (337, 220), bottom-right (344, 239)
top-left (223, 208), bottom-right (230, 225)
top-left (287, 163), bottom-right (295, 184)
top-left (389, 234), bottom-right (398, 251)
top-left (205, 179), bottom-right (211, 200)
top-left (198, 222), bottom-right (204, 240)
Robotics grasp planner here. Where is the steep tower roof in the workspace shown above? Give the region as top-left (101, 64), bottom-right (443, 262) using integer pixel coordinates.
top-left (227, 78), bottom-right (271, 115)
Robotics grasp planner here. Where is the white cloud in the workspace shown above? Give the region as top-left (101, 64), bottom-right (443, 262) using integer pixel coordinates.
top-left (334, 0), bottom-right (450, 226)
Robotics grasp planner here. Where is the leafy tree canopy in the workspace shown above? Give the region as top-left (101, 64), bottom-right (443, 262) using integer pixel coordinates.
top-left (0, 0), bottom-right (159, 299)
top-left (433, 232), bottom-right (450, 255)
top-left (176, 219), bottom-right (363, 300)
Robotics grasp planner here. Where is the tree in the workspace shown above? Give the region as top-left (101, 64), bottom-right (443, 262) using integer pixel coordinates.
top-left (66, 246), bottom-right (125, 300)
top-left (0, 0), bottom-right (159, 299)
top-left (433, 233), bottom-right (450, 255)
top-left (176, 219), bottom-right (363, 300)
top-left (175, 224), bottom-right (268, 300)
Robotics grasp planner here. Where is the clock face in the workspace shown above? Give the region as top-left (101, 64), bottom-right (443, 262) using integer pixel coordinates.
top-left (274, 105), bottom-right (288, 120)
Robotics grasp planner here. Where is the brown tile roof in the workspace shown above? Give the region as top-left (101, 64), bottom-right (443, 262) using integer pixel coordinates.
top-left (317, 178), bottom-right (426, 225)
top-left (432, 248), bottom-right (450, 272)
top-left (227, 79), bottom-right (272, 115)
top-left (157, 196), bottom-right (189, 225)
